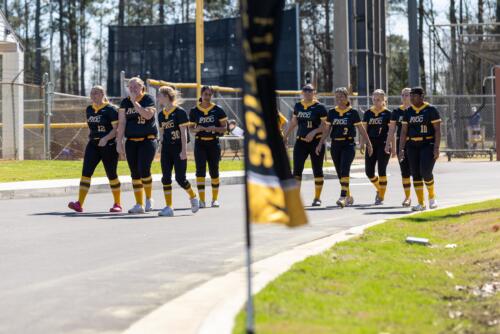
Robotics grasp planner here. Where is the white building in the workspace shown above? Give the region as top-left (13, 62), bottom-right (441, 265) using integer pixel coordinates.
top-left (0, 9), bottom-right (24, 160)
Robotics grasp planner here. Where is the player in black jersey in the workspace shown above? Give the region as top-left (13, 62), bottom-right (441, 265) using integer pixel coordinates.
top-left (385, 88), bottom-right (412, 207)
top-left (284, 84), bottom-right (328, 207)
top-left (361, 89), bottom-right (393, 205)
top-left (189, 86), bottom-right (228, 208)
top-left (316, 87), bottom-right (373, 208)
top-left (117, 77), bottom-right (158, 214)
top-left (399, 87), bottom-right (441, 211)
top-left (68, 86), bottom-right (122, 213)
top-left (157, 86), bottom-right (199, 216)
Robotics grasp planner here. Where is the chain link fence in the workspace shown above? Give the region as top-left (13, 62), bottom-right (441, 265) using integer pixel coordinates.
top-left (0, 80), bottom-right (496, 160)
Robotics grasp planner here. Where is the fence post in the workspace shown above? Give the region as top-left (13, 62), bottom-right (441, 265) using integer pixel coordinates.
top-left (120, 70), bottom-right (126, 97)
top-left (495, 67), bottom-right (500, 161)
top-left (42, 73), bottom-right (53, 160)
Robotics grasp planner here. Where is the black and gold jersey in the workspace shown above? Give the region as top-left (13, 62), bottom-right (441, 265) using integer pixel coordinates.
top-left (158, 106), bottom-right (190, 145)
top-left (362, 107), bottom-right (391, 141)
top-left (293, 100), bottom-right (327, 139)
top-left (402, 103), bottom-right (441, 143)
top-left (326, 106), bottom-right (362, 143)
top-left (86, 103), bottom-right (118, 140)
top-left (189, 103), bottom-right (228, 140)
top-left (119, 93), bottom-right (158, 138)
top-left (390, 106), bottom-right (407, 139)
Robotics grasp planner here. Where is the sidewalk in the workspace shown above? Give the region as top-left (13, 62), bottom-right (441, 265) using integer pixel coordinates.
top-left (0, 165), bottom-right (365, 200)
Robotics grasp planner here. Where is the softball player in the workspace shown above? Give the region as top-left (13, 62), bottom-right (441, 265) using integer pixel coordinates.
top-left (284, 84), bottom-right (328, 207)
top-left (68, 86), bottom-right (121, 213)
top-left (189, 86), bottom-right (228, 208)
top-left (117, 77), bottom-right (158, 214)
top-left (399, 87), bottom-right (441, 211)
top-left (317, 87), bottom-right (373, 208)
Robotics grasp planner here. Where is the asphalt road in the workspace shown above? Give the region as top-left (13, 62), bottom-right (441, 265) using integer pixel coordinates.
top-left (0, 161), bottom-right (499, 334)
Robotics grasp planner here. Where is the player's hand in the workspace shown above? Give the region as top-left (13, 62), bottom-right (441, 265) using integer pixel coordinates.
top-left (116, 142), bottom-right (124, 155)
top-left (367, 144), bottom-right (374, 157)
top-left (129, 91), bottom-right (137, 101)
top-left (315, 143), bottom-right (323, 156)
top-left (359, 144), bottom-right (365, 155)
top-left (98, 138), bottom-right (108, 147)
top-left (304, 132), bottom-right (315, 143)
top-left (384, 143), bottom-right (391, 155)
top-left (433, 147), bottom-right (440, 160)
top-left (180, 150), bottom-right (187, 160)
top-left (399, 149), bottom-right (405, 162)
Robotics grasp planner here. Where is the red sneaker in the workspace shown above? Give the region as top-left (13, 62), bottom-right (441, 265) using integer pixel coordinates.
top-left (68, 201), bottom-right (83, 213)
top-left (109, 203), bottom-right (123, 213)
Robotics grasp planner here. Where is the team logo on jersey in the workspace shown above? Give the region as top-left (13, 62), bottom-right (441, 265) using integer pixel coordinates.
top-left (296, 111), bottom-right (311, 119)
top-left (369, 118), bottom-right (383, 125)
top-left (332, 118), bottom-right (348, 125)
top-left (161, 120), bottom-right (175, 129)
top-left (199, 115), bottom-right (215, 124)
top-left (125, 108), bottom-right (138, 115)
top-left (87, 115), bottom-right (101, 123)
top-left (410, 115), bottom-right (424, 123)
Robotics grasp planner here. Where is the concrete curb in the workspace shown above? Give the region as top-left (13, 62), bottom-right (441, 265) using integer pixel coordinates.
top-left (121, 195), bottom-right (500, 334)
top-left (0, 166), bottom-right (364, 200)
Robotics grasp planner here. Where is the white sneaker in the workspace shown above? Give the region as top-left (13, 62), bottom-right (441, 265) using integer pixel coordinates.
top-left (336, 197), bottom-right (346, 208)
top-left (128, 204), bottom-right (145, 214)
top-left (199, 200), bottom-right (206, 209)
top-left (211, 200), bottom-right (220, 208)
top-left (402, 198), bottom-right (412, 207)
top-left (412, 204), bottom-right (427, 212)
top-left (158, 206), bottom-right (174, 217)
top-left (145, 198), bottom-right (154, 212)
top-left (429, 198), bottom-right (438, 209)
top-left (346, 196), bottom-right (354, 206)
top-left (190, 198), bottom-right (200, 213)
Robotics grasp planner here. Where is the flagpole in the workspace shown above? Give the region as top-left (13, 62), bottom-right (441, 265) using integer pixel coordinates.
top-left (244, 152), bottom-right (255, 334)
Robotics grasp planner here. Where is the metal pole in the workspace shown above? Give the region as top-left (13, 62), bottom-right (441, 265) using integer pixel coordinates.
top-left (333, 0), bottom-right (350, 89)
top-left (49, 0), bottom-right (54, 83)
top-left (495, 67), bottom-right (500, 160)
top-left (408, 0), bottom-right (419, 86)
top-left (120, 70), bottom-right (126, 97)
top-left (196, 0), bottom-right (204, 99)
top-left (42, 73), bottom-right (52, 160)
top-left (295, 3), bottom-right (301, 90)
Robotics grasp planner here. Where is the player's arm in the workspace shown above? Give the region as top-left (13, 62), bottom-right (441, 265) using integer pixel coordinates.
top-left (133, 101), bottom-right (156, 120)
top-left (433, 121), bottom-right (441, 160)
top-left (283, 115), bottom-right (298, 145)
top-left (316, 122), bottom-right (331, 156)
top-left (180, 124), bottom-right (189, 160)
top-left (385, 120), bottom-right (396, 154)
top-left (399, 123), bottom-right (408, 159)
top-left (356, 123), bottom-right (373, 156)
top-left (116, 109), bottom-right (126, 154)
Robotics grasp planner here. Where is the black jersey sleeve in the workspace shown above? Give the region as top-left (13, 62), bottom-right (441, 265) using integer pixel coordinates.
top-left (140, 94), bottom-right (155, 108)
top-left (293, 103), bottom-right (300, 116)
top-left (107, 105), bottom-right (119, 124)
top-left (119, 98), bottom-right (130, 109)
top-left (189, 108), bottom-right (197, 124)
top-left (390, 109), bottom-right (399, 122)
top-left (430, 106), bottom-right (441, 123)
top-left (352, 109), bottom-right (362, 125)
top-left (318, 104), bottom-right (328, 120)
top-left (177, 108), bottom-right (190, 126)
top-left (362, 110), bottom-right (370, 123)
top-left (217, 107), bottom-right (228, 122)
top-left (326, 109), bottom-right (334, 124)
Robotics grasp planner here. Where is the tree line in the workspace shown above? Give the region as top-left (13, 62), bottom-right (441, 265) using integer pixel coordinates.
top-left (4, 0), bottom-right (500, 96)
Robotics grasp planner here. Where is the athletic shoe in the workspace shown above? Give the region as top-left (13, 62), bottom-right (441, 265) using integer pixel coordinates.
top-left (346, 196), bottom-right (354, 206)
top-left (190, 198), bottom-right (200, 213)
top-left (199, 200), bottom-right (206, 209)
top-left (128, 204), bottom-right (145, 214)
top-left (109, 204), bottom-right (123, 213)
top-left (68, 201), bottom-right (83, 213)
top-left (429, 198), bottom-right (438, 209)
top-left (374, 193), bottom-right (384, 205)
top-left (336, 197), bottom-right (346, 208)
top-left (402, 198), bottom-right (412, 207)
top-left (412, 204), bottom-right (426, 212)
top-left (311, 198), bottom-right (322, 207)
top-left (211, 200), bottom-right (220, 208)
top-left (145, 198), bottom-right (154, 212)
top-left (158, 206), bottom-right (174, 217)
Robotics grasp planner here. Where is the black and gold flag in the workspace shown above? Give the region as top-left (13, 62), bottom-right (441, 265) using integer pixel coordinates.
top-left (241, 0), bottom-right (307, 227)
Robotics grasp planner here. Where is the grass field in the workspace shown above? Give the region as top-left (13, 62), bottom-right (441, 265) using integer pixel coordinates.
top-left (0, 159), bottom-right (333, 183)
top-left (233, 199), bottom-right (500, 334)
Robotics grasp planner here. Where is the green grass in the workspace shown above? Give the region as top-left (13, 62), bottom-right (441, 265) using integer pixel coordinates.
top-left (0, 159), bottom-right (332, 183)
top-left (233, 200), bottom-right (500, 334)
